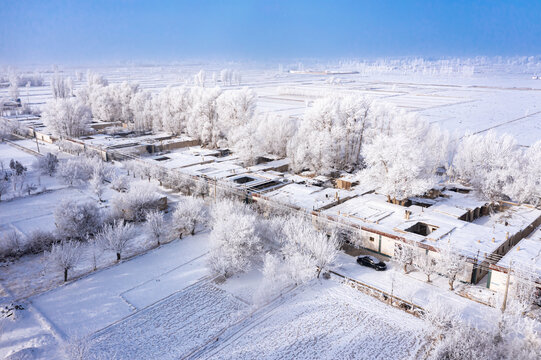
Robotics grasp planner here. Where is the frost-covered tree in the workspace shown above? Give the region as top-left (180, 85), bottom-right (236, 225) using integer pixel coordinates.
top-left (90, 172), bottom-right (105, 202)
top-left (216, 88), bottom-right (256, 145)
top-left (33, 153), bottom-right (59, 176)
top-left (506, 139), bottom-right (541, 205)
top-left (233, 70), bottom-right (242, 85)
top-left (426, 298), bottom-right (541, 360)
top-left (54, 199), bottom-right (102, 240)
top-left (220, 68), bottom-right (232, 86)
top-left (415, 252), bottom-right (438, 282)
top-left (145, 210), bottom-right (170, 246)
top-left (98, 220), bottom-right (134, 261)
top-left (88, 82), bottom-right (139, 123)
top-left (288, 95), bottom-right (375, 174)
top-left (506, 264), bottom-right (539, 314)
top-left (152, 86), bottom-right (192, 134)
top-left (208, 201), bottom-right (261, 277)
top-left (41, 97), bottom-right (91, 138)
top-left (86, 70), bottom-right (109, 87)
top-left (50, 72), bottom-right (70, 99)
top-left (194, 69), bottom-right (206, 87)
top-left (46, 240), bottom-right (81, 281)
top-left (57, 158), bottom-right (94, 186)
top-left (86, 157), bottom-right (114, 185)
top-left (256, 115), bottom-right (296, 158)
top-left (172, 196), bottom-right (207, 238)
top-left (232, 121), bottom-right (259, 166)
top-left (393, 242), bottom-right (415, 274)
top-left (193, 179), bottom-right (209, 198)
top-left (255, 253), bottom-right (288, 302)
top-left (358, 115), bottom-right (445, 202)
top-left (111, 174), bottom-right (130, 193)
top-left (8, 70), bottom-right (19, 100)
top-left (452, 130), bottom-right (520, 201)
top-left (129, 90), bottom-right (154, 132)
top-left (281, 217), bottom-right (339, 279)
top-left (439, 244), bottom-right (467, 290)
top-left (187, 87), bottom-right (223, 148)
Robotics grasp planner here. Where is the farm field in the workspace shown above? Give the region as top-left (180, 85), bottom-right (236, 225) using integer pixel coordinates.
top-left (3, 64), bottom-right (541, 145)
top-left (199, 281), bottom-right (430, 360)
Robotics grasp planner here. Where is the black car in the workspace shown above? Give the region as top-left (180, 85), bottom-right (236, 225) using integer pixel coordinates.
top-left (356, 255), bottom-right (387, 271)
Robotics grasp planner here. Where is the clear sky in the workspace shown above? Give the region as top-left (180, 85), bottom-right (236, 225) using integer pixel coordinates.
top-left (1, 0), bottom-right (540, 64)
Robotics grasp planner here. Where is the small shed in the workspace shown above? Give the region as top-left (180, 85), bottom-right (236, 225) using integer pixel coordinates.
top-left (336, 177), bottom-right (353, 190)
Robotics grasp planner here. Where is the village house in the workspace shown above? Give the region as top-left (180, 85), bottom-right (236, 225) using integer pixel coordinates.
top-left (488, 232), bottom-right (541, 295)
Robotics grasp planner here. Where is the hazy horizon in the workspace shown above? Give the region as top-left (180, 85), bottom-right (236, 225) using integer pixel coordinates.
top-left (2, 0), bottom-right (541, 65)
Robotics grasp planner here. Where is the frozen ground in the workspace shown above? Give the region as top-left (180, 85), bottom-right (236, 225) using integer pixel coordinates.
top-left (0, 231), bottom-right (211, 359)
top-left (334, 253), bottom-right (500, 327)
top-left (31, 232), bottom-right (211, 338)
top-left (200, 281), bottom-right (430, 360)
top-left (87, 280), bottom-right (430, 360)
top-left (3, 63), bottom-right (541, 145)
top-left (90, 282), bottom-right (248, 360)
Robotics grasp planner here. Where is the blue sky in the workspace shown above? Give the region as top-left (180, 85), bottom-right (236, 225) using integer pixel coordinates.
top-left (1, 0), bottom-right (540, 64)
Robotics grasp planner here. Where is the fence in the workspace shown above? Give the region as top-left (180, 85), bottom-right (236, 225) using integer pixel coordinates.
top-left (329, 270), bottom-right (426, 317)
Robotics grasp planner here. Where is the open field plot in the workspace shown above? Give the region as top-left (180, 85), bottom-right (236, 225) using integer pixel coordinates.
top-left (89, 282), bottom-right (248, 360)
top-left (3, 66), bottom-right (541, 145)
top-left (202, 281), bottom-right (430, 360)
top-left (30, 233), bottom-right (211, 338)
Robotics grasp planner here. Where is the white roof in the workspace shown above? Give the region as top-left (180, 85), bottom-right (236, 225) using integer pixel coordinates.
top-left (496, 235), bottom-right (541, 278)
top-left (263, 183), bottom-right (352, 211)
top-left (322, 191), bottom-right (541, 259)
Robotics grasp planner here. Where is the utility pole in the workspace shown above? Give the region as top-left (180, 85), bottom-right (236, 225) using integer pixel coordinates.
top-left (501, 261), bottom-right (513, 313)
top-left (32, 126), bottom-right (40, 153)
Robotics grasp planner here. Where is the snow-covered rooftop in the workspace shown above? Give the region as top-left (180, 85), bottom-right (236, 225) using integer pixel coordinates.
top-left (494, 230), bottom-right (541, 278)
top-left (322, 191), bottom-right (541, 259)
top-left (180, 158), bottom-right (247, 179)
top-left (262, 183), bottom-right (354, 211)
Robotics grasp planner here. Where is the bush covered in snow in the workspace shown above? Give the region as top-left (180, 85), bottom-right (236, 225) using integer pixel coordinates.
top-left (111, 183), bottom-right (162, 222)
top-left (0, 230), bottom-right (24, 259)
top-left (54, 199), bottom-right (103, 240)
top-left (57, 157), bottom-right (94, 186)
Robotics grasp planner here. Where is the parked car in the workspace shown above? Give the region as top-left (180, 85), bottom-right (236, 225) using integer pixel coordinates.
top-left (356, 255), bottom-right (387, 271)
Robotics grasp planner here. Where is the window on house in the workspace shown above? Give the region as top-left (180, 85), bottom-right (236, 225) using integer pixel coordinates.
top-left (369, 236), bottom-right (375, 242)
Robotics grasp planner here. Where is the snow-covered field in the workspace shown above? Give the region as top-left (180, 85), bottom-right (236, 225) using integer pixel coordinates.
top-left (3, 63), bottom-right (541, 145)
top-left (90, 282), bottom-right (248, 360)
top-left (201, 281), bottom-right (429, 360)
top-left (2, 61), bottom-right (540, 359)
top-left (86, 280), bottom-right (429, 360)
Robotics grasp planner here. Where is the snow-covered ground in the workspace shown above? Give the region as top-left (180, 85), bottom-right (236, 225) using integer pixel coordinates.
top-left (90, 282), bottom-right (248, 360)
top-left (31, 232), bottom-right (210, 338)
top-left (3, 64), bottom-right (541, 146)
top-left (85, 279), bottom-right (430, 360)
top-left (200, 281), bottom-right (430, 360)
top-left (333, 253), bottom-right (500, 327)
